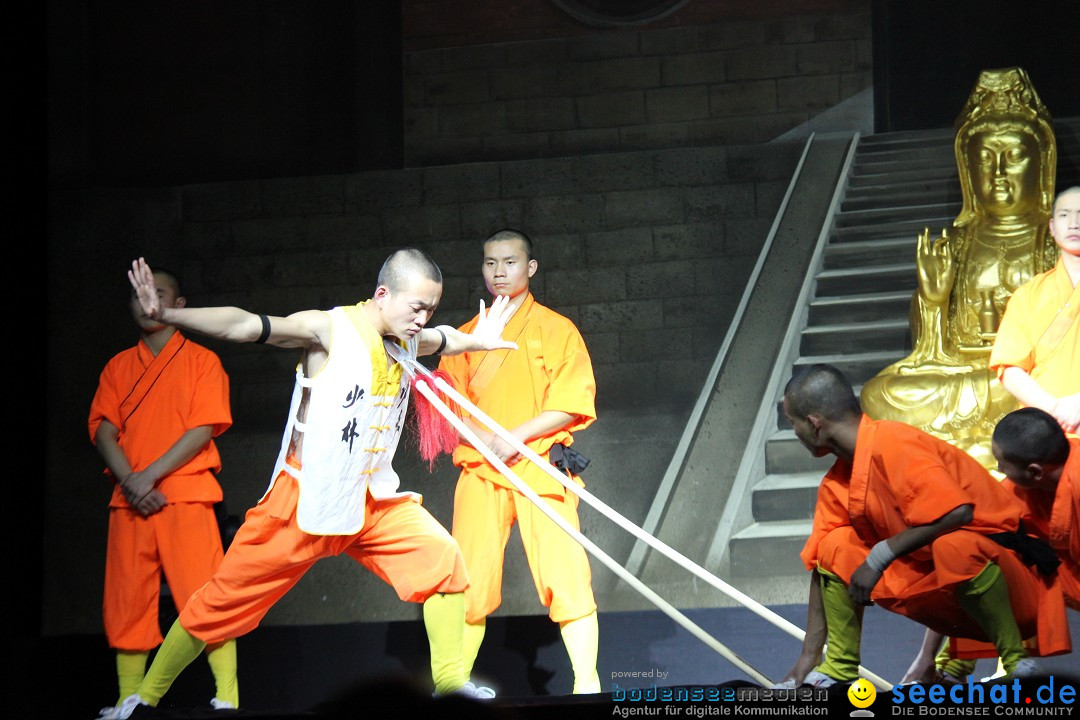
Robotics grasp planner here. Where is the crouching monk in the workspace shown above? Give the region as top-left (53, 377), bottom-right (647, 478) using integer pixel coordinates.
top-left (777, 364), bottom-right (1070, 688)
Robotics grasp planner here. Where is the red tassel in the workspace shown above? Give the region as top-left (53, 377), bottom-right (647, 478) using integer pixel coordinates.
top-left (409, 369), bottom-right (461, 471)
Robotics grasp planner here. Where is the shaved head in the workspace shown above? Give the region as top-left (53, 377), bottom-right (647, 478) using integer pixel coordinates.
top-left (376, 248), bottom-right (442, 293)
top-left (1053, 185), bottom-right (1080, 214)
top-left (151, 267), bottom-right (181, 295)
top-left (993, 407), bottom-right (1070, 466)
top-left (485, 228), bottom-right (533, 260)
top-left (784, 364), bottom-right (862, 421)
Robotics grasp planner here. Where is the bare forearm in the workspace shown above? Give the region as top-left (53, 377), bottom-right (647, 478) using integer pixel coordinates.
top-left (435, 325), bottom-right (492, 356)
top-left (1001, 367), bottom-right (1058, 412)
top-left (140, 426), bottom-right (215, 484)
top-left (510, 411), bottom-right (575, 443)
top-left (801, 570), bottom-right (828, 658)
top-left (157, 306), bottom-right (265, 344)
top-left (94, 421), bottom-right (133, 480)
top-left (885, 504), bottom-right (972, 558)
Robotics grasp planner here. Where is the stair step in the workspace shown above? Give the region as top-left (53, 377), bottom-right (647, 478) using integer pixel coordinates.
top-left (822, 236), bottom-right (915, 269)
top-left (808, 290), bottom-right (912, 324)
top-left (815, 263), bottom-right (917, 296)
top-left (793, 350), bottom-right (904, 387)
top-left (830, 216), bottom-right (955, 243)
top-left (799, 318), bottom-right (910, 356)
top-left (833, 202), bottom-right (959, 228)
top-left (765, 433), bottom-right (836, 477)
top-left (729, 520), bottom-right (813, 577)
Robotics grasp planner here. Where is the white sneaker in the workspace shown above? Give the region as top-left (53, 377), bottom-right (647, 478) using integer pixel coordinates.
top-left (456, 681), bottom-right (496, 700)
top-left (210, 697), bottom-right (237, 710)
top-left (96, 694), bottom-right (145, 720)
top-left (770, 679), bottom-right (797, 689)
top-left (433, 680), bottom-right (496, 700)
top-left (802, 671), bottom-right (839, 688)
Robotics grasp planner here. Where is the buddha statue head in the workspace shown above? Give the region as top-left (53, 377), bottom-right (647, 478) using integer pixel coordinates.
top-left (953, 68), bottom-right (1058, 264)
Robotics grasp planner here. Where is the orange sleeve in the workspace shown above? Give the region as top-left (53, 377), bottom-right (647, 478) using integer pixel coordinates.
top-left (539, 316), bottom-right (596, 433)
top-left (801, 461), bottom-right (852, 571)
top-left (186, 348), bottom-right (232, 438)
top-left (989, 280), bottom-right (1036, 378)
top-left (878, 433), bottom-right (976, 528)
top-left (88, 359), bottom-right (125, 444)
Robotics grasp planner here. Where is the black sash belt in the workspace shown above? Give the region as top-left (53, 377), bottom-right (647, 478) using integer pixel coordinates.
top-left (550, 443), bottom-right (590, 475)
top-left (988, 523), bottom-right (1061, 576)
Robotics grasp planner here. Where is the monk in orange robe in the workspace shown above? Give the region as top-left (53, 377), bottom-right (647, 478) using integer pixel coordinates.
top-left (439, 229), bottom-right (601, 694)
top-left (775, 365), bottom-right (1070, 689)
top-left (101, 251), bottom-right (518, 720)
top-left (990, 186), bottom-right (1080, 435)
top-left (993, 408), bottom-right (1080, 608)
top-left (88, 267), bottom-right (238, 710)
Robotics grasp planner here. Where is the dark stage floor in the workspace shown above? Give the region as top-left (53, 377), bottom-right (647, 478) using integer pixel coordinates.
top-left (29, 604), bottom-right (1080, 720)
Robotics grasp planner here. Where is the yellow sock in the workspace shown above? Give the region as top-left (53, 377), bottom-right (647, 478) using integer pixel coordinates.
top-left (956, 563), bottom-right (1027, 673)
top-left (934, 639), bottom-right (976, 679)
top-left (205, 639), bottom-right (239, 707)
top-left (817, 569), bottom-right (863, 682)
top-left (138, 621), bottom-right (206, 706)
top-left (463, 619), bottom-right (486, 680)
top-left (423, 592), bottom-right (467, 695)
top-left (560, 611), bottom-right (601, 694)
top-left (116, 651), bottom-right (148, 703)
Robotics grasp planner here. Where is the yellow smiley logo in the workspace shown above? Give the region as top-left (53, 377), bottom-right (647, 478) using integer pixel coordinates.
top-left (847, 678), bottom-right (876, 708)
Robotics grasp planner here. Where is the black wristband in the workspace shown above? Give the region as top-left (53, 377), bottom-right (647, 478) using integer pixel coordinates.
top-left (433, 328), bottom-right (447, 355)
top-left (255, 314), bottom-right (272, 344)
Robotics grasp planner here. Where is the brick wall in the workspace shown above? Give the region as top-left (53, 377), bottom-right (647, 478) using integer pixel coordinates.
top-left (404, 8), bottom-right (870, 164)
top-left (178, 142), bottom-right (802, 425)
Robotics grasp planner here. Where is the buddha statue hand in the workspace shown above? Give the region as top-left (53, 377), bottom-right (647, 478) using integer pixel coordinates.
top-left (916, 227), bottom-right (956, 306)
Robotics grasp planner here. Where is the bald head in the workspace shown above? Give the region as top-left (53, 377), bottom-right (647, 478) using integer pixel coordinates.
top-left (485, 228), bottom-right (533, 260)
top-left (784, 364), bottom-right (862, 422)
top-left (993, 407), bottom-right (1070, 466)
top-left (1053, 186), bottom-right (1080, 214)
top-left (376, 248), bottom-right (443, 293)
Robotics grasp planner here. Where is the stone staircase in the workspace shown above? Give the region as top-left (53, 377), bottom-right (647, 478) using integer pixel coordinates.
top-left (725, 119), bottom-right (1080, 578)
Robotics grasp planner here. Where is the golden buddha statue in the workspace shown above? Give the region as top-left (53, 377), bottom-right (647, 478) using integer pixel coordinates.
top-left (860, 68), bottom-right (1059, 469)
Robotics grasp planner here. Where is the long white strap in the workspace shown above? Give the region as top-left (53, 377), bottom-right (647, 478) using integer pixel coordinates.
top-left (408, 375), bottom-right (773, 686)
top-left (398, 351), bottom-right (892, 690)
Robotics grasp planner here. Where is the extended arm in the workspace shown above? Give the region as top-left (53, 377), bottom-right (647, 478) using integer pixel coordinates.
top-left (129, 258), bottom-right (329, 349)
top-left (1000, 367), bottom-right (1080, 433)
top-left (418, 296), bottom-right (518, 357)
top-left (849, 504), bottom-right (973, 605)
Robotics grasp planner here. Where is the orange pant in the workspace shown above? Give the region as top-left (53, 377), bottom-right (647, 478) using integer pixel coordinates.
top-left (451, 469), bottom-right (596, 624)
top-left (816, 526), bottom-right (1070, 657)
top-left (104, 502), bottom-right (223, 650)
top-left (180, 470), bottom-right (468, 644)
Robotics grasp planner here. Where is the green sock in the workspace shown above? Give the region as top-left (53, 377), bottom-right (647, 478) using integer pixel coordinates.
top-left (934, 638), bottom-right (976, 679)
top-left (816, 569), bottom-right (863, 682)
top-left (956, 563), bottom-right (1027, 674)
top-left (115, 651), bottom-right (148, 703)
top-left (205, 639), bottom-right (239, 707)
top-left (137, 621), bottom-right (206, 706)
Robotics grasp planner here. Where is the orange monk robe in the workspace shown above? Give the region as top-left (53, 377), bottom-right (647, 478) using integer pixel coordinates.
top-left (990, 258), bottom-right (1080, 411)
top-left (1002, 437), bottom-right (1080, 610)
top-left (801, 415), bottom-right (1071, 658)
top-left (89, 330), bottom-right (231, 506)
top-left (88, 330), bottom-right (232, 649)
top-left (440, 292), bottom-right (596, 498)
top-left (439, 292), bottom-right (597, 622)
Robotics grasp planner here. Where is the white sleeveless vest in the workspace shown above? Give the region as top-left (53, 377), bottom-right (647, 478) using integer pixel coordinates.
top-left (264, 306), bottom-right (419, 535)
